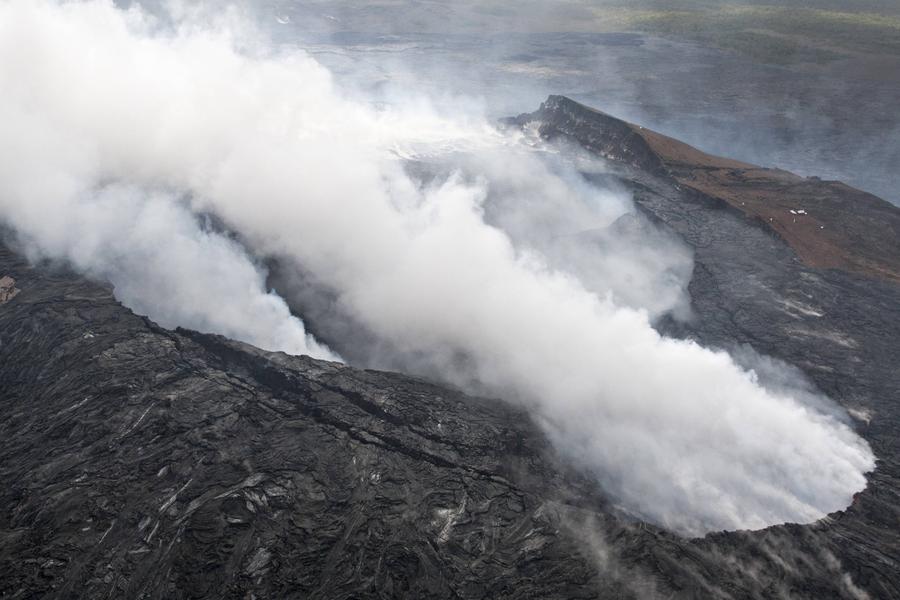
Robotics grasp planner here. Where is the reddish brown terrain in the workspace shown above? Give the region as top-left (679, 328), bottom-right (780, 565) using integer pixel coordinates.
top-left (526, 96), bottom-right (900, 284)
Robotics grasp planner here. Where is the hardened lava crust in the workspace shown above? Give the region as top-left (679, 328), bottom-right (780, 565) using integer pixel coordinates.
top-left (3, 98), bottom-right (900, 598)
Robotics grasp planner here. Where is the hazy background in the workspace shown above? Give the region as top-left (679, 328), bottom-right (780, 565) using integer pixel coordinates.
top-left (167, 0), bottom-right (900, 204)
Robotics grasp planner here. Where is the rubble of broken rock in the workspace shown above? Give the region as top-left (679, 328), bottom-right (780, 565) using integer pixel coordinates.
top-left (2, 97), bottom-right (900, 598)
top-left (0, 275), bottom-right (18, 304)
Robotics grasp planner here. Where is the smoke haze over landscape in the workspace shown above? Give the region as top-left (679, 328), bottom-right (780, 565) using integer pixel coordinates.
top-left (0, 0), bottom-right (878, 535)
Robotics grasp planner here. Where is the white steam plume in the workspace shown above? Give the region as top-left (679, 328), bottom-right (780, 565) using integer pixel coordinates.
top-left (0, 0), bottom-right (874, 535)
top-left (11, 183), bottom-right (334, 360)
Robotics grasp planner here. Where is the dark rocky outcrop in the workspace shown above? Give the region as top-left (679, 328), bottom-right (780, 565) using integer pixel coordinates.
top-left (3, 97), bottom-right (900, 598)
top-left (511, 95), bottom-right (900, 283)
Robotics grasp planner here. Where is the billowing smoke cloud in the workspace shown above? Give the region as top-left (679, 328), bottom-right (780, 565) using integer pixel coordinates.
top-left (0, 0), bottom-right (875, 535)
top-left (8, 182), bottom-right (335, 359)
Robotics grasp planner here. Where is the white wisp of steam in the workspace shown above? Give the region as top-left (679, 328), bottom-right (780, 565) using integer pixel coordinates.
top-left (0, 0), bottom-right (874, 535)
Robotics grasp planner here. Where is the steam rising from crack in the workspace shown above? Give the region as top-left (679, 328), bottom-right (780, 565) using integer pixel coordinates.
top-left (0, 0), bottom-right (874, 535)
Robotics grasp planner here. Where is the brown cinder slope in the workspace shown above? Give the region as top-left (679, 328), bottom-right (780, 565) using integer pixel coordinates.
top-left (516, 95), bottom-right (900, 283)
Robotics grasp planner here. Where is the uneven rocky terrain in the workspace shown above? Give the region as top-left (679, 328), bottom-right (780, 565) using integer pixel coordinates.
top-left (517, 96), bottom-right (900, 282)
top-left (2, 97), bottom-right (900, 598)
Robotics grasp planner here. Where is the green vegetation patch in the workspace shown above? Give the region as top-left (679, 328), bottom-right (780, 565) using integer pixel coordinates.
top-left (588, 5), bottom-right (900, 64)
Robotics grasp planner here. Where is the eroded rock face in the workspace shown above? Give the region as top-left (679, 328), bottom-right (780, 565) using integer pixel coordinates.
top-left (0, 275), bottom-right (18, 304)
top-left (2, 98), bottom-right (900, 598)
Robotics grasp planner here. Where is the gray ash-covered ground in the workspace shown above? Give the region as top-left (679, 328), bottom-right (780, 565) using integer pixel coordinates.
top-left (2, 97), bottom-right (900, 598)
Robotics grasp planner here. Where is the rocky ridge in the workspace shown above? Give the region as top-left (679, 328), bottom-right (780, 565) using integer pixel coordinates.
top-left (513, 95), bottom-right (900, 283)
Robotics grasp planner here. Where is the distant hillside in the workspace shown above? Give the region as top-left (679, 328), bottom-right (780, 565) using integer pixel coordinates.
top-left (270, 0), bottom-right (900, 64)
